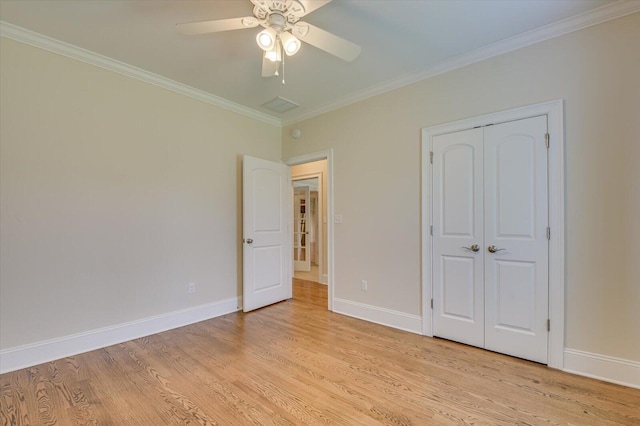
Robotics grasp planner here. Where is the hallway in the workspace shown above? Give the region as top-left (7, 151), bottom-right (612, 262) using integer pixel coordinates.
top-left (293, 264), bottom-right (320, 283)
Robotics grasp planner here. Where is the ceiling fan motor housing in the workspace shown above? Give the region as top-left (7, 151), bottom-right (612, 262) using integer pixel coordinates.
top-left (251, 0), bottom-right (305, 31)
top-left (268, 13), bottom-right (286, 32)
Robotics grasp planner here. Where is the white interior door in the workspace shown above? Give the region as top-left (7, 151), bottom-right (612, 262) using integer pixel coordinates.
top-left (293, 185), bottom-right (311, 272)
top-left (432, 116), bottom-right (549, 364)
top-left (243, 155), bottom-right (291, 312)
top-left (484, 116), bottom-right (549, 363)
top-left (432, 128), bottom-right (485, 348)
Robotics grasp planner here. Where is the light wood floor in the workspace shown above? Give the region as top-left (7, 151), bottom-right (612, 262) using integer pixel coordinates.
top-left (1, 280), bottom-right (639, 425)
top-left (293, 264), bottom-right (320, 283)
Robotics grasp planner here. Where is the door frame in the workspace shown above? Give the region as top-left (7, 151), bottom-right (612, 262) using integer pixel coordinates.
top-left (284, 149), bottom-right (334, 311)
top-left (421, 99), bottom-right (565, 369)
top-left (292, 173), bottom-right (323, 281)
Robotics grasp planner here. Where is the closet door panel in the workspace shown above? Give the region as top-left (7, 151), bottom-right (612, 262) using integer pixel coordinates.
top-left (484, 116), bottom-right (549, 364)
top-left (432, 128), bottom-right (484, 348)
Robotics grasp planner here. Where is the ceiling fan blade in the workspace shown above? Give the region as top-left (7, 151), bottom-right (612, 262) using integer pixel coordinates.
top-left (176, 17), bottom-right (258, 35)
top-left (297, 0), bottom-right (333, 16)
top-left (293, 22), bottom-right (361, 62)
top-left (262, 55), bottom-right (279, 77)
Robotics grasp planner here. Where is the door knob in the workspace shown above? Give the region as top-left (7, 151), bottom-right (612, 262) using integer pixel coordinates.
top-left (487, 245), bottom-right (505, 253)
top-left (245, 238), bottom-right (253, 244)
top-left (462, 244), bottom-right (480, 252)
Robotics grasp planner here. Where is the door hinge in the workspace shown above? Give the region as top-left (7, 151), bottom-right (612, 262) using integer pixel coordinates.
top-left (430, 298), bottom-right (434, 309)
top-left (546, 319), bottom-right (551, 332)
top-left (545, 133), bottom-right (550, 148)
top-left (430, 151), bottom-right (433, 164)
top-left (546, 227), bottom-right (551, 240)
top-left (430, 225), bottom-right (433, 236)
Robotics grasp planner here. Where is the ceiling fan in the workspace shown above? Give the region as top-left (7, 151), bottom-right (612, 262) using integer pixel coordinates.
top-left (177, 0), bottom-right (361, 77)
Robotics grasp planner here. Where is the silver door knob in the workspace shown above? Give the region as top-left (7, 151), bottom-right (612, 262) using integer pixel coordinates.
top-left (462, 244), bottom-right (480, 252)
top-left (245, 238), bottom-right (253, 244)
top-left (487, 245), bottom-right (505, 253)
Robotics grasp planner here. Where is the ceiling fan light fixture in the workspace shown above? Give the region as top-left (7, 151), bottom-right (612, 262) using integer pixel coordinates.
top-left (265, 43), bottom-right (282, 62)
top-left (279, 31), bottom-right (301, 56)
top-left (256, 27), bottom-right (276, 51)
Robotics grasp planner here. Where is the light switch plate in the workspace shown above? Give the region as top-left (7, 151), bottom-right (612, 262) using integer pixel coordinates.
top-left (334, 214), bottom-right (343, 223)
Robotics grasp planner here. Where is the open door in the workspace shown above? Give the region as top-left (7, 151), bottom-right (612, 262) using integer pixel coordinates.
top-left (243, 155), bottom-right (291, 312)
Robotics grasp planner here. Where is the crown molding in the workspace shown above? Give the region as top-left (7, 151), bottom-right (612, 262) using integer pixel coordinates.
top-left (282, 0), bottom-right (640, 126)
top-left (3, 1), bottom-right (638, 129)
top-left (0, 21), bottom-right (282, 127)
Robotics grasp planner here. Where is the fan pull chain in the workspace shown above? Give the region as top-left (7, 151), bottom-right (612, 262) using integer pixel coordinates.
top-left (281, 51), bottom-right (286, 85)
top-left (274, 39), bottom-right (281, 78)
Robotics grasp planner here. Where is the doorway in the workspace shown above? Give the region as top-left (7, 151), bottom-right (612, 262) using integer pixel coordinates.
top-left (293, 177), bottom-right (320, 279)
top-left (291, 164), bottom-right (326, 286)
top-left (285, 151), bottom-right (333, 311)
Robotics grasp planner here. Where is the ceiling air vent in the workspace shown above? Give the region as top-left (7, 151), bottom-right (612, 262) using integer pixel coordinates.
top-left (261, 96), bottom-right (299, 113)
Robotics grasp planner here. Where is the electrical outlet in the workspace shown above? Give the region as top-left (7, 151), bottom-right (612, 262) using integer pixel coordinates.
top-left (361, 280), bottom-right (368, 291)
top-left (188, 282), bottom-right (196, 294)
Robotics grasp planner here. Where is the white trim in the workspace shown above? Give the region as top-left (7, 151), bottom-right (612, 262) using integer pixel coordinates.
top-left (320, 273), bottom-right (328, 285)
top-left (333, 298), bottom-right (422, 335)
top-left (282, 1), bottom-right (639, 125)
top-left (3, 0), bottom-right (637, 129)
top-left (0, 297), bottom-right (240, 374)
top-left (421, 99), bottom-right (565, 369)
top-left (0, 21), bottom-right (280, 127)
top-left (564, 349), bottom-right (640, 389)
top-left (284, 150), bottom-right (334, 311)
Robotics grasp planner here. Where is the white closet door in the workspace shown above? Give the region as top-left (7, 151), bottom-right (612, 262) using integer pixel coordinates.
top-left (483, 116), bottom-right (549, 363)
top-left (431, 116), bottom-right (549, 364)
top-left (432, 128), bottom-right (485, 348)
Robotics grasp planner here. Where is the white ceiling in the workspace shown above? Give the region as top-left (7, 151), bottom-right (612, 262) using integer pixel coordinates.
top-left (1, 0), bottom-right (637, 125)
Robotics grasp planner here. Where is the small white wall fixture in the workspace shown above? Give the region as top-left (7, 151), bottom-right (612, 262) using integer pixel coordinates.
top-left (421, 99), bottom-right (565, 369)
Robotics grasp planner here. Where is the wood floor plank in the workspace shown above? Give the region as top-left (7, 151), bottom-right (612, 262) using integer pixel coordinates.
top-left (1, 279), bottom-right (639, 425)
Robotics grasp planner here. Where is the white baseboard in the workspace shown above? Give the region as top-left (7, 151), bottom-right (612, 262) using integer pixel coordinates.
top-left (7, 297), bottom-right (637, 390)
top-left (333, 298), bottom-right (422, 335)
top-left (0, 297), bottom-right (241, 374)
top-left (564, 348), bottom-right (640, 389)
top-left (321, 274), bottom-right (328, 285)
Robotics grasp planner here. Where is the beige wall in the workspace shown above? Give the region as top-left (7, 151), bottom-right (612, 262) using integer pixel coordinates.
top-left (283, 13), bottom-right (640, 361)
top-left (0, 38), bottom-right (281, 349)
top-left (291, 160), bottom-right (328, 281)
